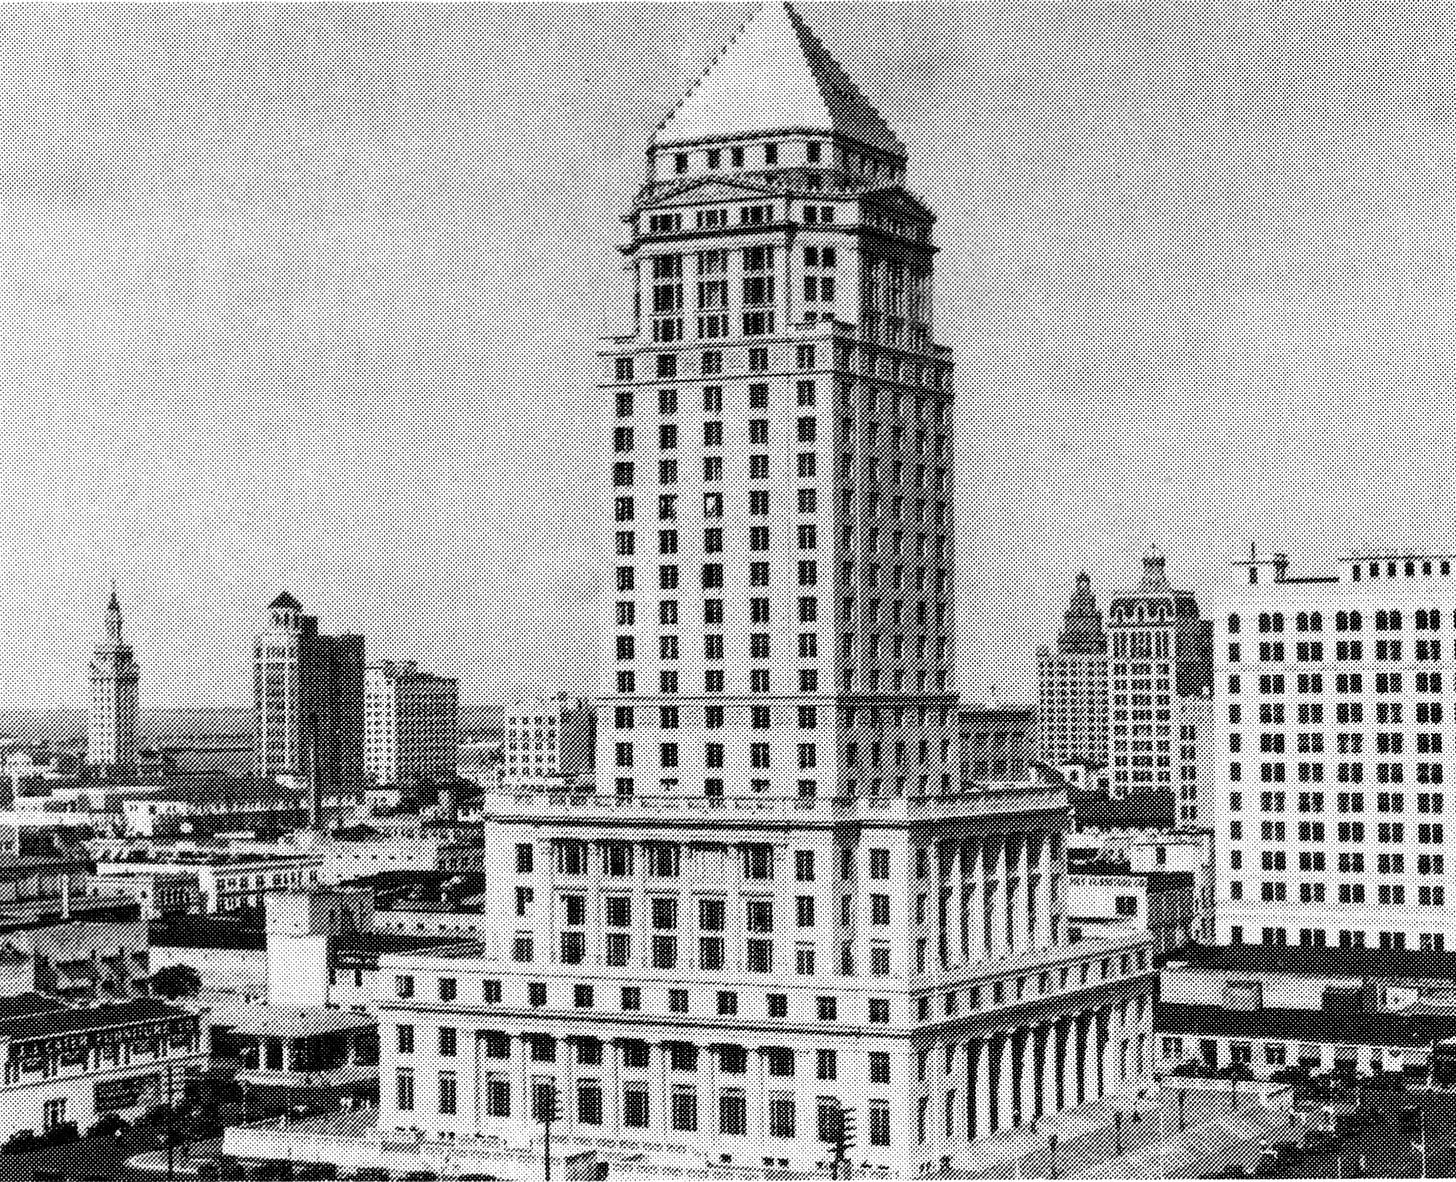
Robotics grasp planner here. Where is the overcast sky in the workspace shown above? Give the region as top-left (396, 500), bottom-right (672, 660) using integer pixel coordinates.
top-left (0, 2), bottom-right (1451, 709)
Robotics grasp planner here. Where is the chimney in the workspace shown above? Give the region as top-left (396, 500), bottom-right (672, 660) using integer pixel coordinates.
top-left (306, 713), bottom-right (322, 832)
top-left (59, 872), bottom-right (70, 921)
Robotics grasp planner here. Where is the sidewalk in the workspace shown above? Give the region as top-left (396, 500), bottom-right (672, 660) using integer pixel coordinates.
top-left (955, 1085), bottom-right (1298, 1178)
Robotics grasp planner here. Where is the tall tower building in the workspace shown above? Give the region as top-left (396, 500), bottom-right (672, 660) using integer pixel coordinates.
top-left (1106, 553), bottom-right (1214, 825)
top-left (1037, 573), bottom-right (1109, 768)
top-left (370, 6), bottom-right (1158, 1176)
top-left (598, 0), bottom-right (955, 803)
top-left (87, 588), bottom-right (139, 774)
top-left (253, 593), bottom-right (366, 800)
top-left (364, 662), bottom-right (460, 788)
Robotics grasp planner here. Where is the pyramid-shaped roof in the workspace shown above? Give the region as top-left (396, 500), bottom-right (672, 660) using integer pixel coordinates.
top-left (655, 1), bottom-right (905, 157)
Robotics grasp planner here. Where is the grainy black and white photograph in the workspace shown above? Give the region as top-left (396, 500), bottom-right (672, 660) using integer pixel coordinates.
top-left (0, 1), bottom-right (1449, 1178)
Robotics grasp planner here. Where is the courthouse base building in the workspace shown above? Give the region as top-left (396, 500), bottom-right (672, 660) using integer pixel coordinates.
top-left (363, 3), bottom-right (1157, 1176)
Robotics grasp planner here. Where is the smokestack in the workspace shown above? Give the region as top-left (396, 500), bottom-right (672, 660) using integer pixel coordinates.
top-left (60, 871), bottom-right (70, 921)
top-left (307, 713), bottom-right (322, 832)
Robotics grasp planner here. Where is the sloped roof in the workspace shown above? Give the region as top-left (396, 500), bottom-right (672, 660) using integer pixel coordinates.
top-left (655, 1), bottom-right (904, 156)
top-left (269, 592), bottom-right (302, 611)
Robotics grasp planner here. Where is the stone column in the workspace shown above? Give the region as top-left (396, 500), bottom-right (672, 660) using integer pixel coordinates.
top-left (1105, 1006), bottom-right (1122, 1093)
top-left (1009, 1030), bottom-right (1024, 1129)
top-left (971, 1037), bottom-right (991, 1140)
top-left (984, 838), bottom-right (1002, 958)
top-left (959, 840), bottom-right (973, 965)
top-left (1037, 1024), bottom-right (1056, 1120)
top-left (970, 837), bottom-right (987, 960)
top-left (1055, 1019), bottom-right (1071, 1113)
top-left (1019, 1029), bottom-right (1038, 1127)
top-left (943, 1041), bottom-right (959, 1141)
top-left (995, 1034), bottom-right (1016, 1133)
top-left (606, 1040), bottom-right (622, 1136)
top-left (1002, 838), bottom-right (1019, 955)
top-left (1073, 1016), bottom-right (1087, 1106)
top-left (1081, 1013), bottom-right (1098, 1106)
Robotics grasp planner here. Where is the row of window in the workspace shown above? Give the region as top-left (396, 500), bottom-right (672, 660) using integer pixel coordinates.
top-left (613, 343), bottom-right (950, 390)
top-left (1233, 671), bottom-right (1447, 694)
top-left (1228, 818), bottom-right (1445, 843)
top-left (399, 1064), bottom-right (895, 1145)
top-left (1236, 608), bottom-right (1451, 633)
top-left (1229, 790), bottom-right (1446, 813)
top-left (1230, 880), bottom-right (1447, 906)
top-left (387, 949), bottom-right (1143, 1026)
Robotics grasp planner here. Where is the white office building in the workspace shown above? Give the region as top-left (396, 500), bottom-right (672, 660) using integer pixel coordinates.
top-left (364, 662), bottom-right (459, 788)
top-left (1107, 554), bottom-right (1214, 825)
top-left (1215, 549), bottom-right (1456, 951)
top-left (502, 697), bottom-right (595, 792)
top-left (369, 4), bottom-right (1157, 1176)
top-left (1037, 573), bottom-right (1109, 768)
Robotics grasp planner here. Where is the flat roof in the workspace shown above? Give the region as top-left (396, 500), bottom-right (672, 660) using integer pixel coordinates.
top-left (0, 994), bottom-right (64, 1021)
top-left (1156, 1001), bottom-right (1456, 1048)
top-left (1070, 791), bottom-right (1175, 830)
top-left (151, 917), bottom-right (472, 965)
top-left (1166, 942), bottom-right (1456, 981)
top-left (0, 855), bottom-right (93, 879)
top-left (209, 1003), bottom-right (375, 1038)
top-left (151, 917), bottom-right (266, 952)
top-left (1068, 862), bottom-right (1195, 892)
top-left (0, 901), bottom-right (140, 935)
top-left (0, 998), bottom-right (189, 1042)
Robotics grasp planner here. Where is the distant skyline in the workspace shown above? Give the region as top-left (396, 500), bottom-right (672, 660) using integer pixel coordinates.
top-left (2, 3), bottom-right (1450, 709)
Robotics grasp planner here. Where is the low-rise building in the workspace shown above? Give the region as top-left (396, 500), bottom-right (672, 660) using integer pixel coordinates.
top-left (94, 849), bottom-right (322, 913)
top-left (959, 705), bottom-right (1036, 783)
top-left (1066, 862), bottom-right (1198, 956)
top-left (0, 995), bottom-right (204, 1139)
top-left (91, 870), bottom-right (201, 918)
top-left (149, 889), bottom-right (476, 1007)
top-left (117, 781), bottom-right (358, 838)
top-left (208, 1001), bottom-right (378, 1100)
top-left (0, 902), bottom-right (148, 1004)
top-left (335, 872), bottom-right (489, 941)
top-left (1157, 944), bottom-right (1456, 1079)
top-left (1067, 830), bottom-right (1216, 945)
top-left (306, 826), bottom-right (483, 884)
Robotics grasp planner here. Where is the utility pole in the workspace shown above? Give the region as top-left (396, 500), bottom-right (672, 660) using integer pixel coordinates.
top-left (829, 1106), bottom-right (855, 1180)
top-left (165, 1061), bottom-right (176, 1182)
top-left (537, 1082), bottom-right (558, 1182)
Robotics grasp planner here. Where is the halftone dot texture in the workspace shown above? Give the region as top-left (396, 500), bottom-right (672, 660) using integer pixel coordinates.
top-left (0, 4), bottom-right (1443, 714)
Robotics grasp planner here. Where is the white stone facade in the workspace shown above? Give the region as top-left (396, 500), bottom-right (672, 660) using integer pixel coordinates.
top-left (503, 697), bottom-right (595, 791)
top-left (1215, 550), bottom-right (1456, 949)
top-left (364, 662), bottom-right (460, 788)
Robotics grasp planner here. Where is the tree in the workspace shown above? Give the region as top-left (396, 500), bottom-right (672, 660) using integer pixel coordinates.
top-left (149, 964), bottom-right (202, 1000)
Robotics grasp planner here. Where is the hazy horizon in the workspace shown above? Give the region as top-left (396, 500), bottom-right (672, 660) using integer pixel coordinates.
top-left (0, 3), bottom-right (1449, 709)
